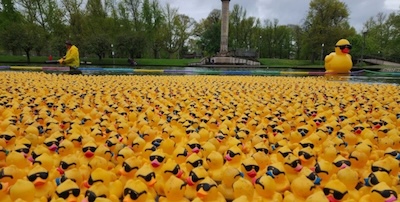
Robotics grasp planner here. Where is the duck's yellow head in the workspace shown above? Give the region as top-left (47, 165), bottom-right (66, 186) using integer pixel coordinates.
top-left (9, 179), bottom-right (36, 202)
top-left (122, 179), bottom-right (149, 202)
top-left (164, 175), bottom-right (187, 200)
top-left (323, 179), bottom-right (348, 201)
top-left (55, 179), bottom-right (80, 202)
top-left (335, 39), bottom-right (352, 54)
top-left (135, 164), bottom-right (157, 187)
top-left (196, 177), bottom-right (218, 200)
top-left (27, 165), bottom-right (49, 187)
top-left (370, 182), bottom-right (398, 202)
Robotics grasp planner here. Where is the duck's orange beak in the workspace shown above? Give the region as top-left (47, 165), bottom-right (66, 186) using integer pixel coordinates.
top-left (197, 189), bottom-right (208, 199)
top-left (147, 178), bottom-right (156, 187)
top-left (33, 178), bottom-right (46, 186)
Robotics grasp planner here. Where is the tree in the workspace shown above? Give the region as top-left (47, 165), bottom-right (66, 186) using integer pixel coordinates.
top-left (162, 5), bottom-right (194, 59)
top-left (302, 0), bottom-right (355, 63)
top-left (196, 9), bottom-right (221, 56)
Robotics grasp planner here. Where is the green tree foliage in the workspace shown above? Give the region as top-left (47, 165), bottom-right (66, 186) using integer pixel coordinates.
top-left (302, 0), bottom-right (355, 62)
top-left (0, 0), bottom-right (398, 61)
top-left (196, 9), bottom-right (221, 56)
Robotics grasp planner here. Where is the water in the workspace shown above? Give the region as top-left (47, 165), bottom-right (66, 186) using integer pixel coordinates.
top-left (78, 67), bottom-right (400, 85)
top-left (2, 66), bottom-right (399, 85)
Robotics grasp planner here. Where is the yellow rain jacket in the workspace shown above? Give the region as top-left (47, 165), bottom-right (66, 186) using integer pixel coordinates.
top-left (60, 45), bottom-right (80, 67)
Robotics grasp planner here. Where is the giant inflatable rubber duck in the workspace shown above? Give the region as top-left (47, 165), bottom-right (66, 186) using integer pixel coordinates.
top-left (324, 39), bottom-right (353, 73)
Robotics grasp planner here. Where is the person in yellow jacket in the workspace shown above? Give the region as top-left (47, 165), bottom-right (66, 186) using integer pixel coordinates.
top-left (59, 40), bottom-right (80, 68)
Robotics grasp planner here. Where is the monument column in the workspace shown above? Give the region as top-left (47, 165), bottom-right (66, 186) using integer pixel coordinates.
top-left (220, 0), bottom-right (230, 56)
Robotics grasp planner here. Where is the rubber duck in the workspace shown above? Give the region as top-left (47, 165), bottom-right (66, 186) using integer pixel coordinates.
top-left (298, 147), bottom-right (316, 170)
top-left (0, 130), bottom-right (16, 150)
top-left (33, 152), bottom-right (59, 179)
top-left (186, 166), bottom-right (209, 200)
top-left (9, 179), bottom-right (36, 202)
top-left (240, 157), bottom-right (260, 182)
top-left (159, 138), bottom-right (175, 156)
top-left (301, 167), bottom-right (322, 186)
top-left (56, 168), bottom-right (84, 189)
top-left (359, 182), bottom-right (398, 202)
top-left (115, 147), bottom-right (135, 165)
top-left (314, 159), bottom-right (334, 187)
top-left (84, 167), bottom-right (120, 198)
top-left (58, 154), bottom-right (80, 175)
top-left (54, 179), bottom-right (83, 202)
top-left (205, 151), bottom-right (224, 182)
top-left (185, 153), bottom-right (203, 173)
top-left (323, 179), bottom-right (349, 201)
top-left (0, 165), bottom-right (25, 190)
top-left (348, 150), bottom-right (369, 177)
top-left (155, 158), bottom-right (184, 196)
top-left (119, 156), bottom-right (143, 186)
top-left (29, 145), bottom-right (51, 162)
top-left (253, 175), bottom-right (283, 202)
top-left (57, 139), bottom-right (75, 157)
top-left (283, 153), bottom-right (303, 182)
top-left (224, 146), bottom-right (244, 169)
top-left (172, 145), bottom-right (188, 165)
top-left (6, 151), bottom-right (30, 171)
top-left (27, 164), bottom-right (55, 200)
top-left (266, 162), bottom-right (290, 193)
top-left (331, 155), bottom-right (351, 174)
top-left (134, 164), bottom-right (157, 198)
top-left (83, 182), bottom-right (117, 202)
top-left (186, 139), bottom-right (202, 156)
top-left (80, 141), bottom-right (97, 165)
top-left (148, 149), bottom-right (166, 173)
top-left (88, 156), bottom-right (110, 171)
top-left (159, 175), bottom-right (189, 202)
top-left (122, 179), bottom-right (155, 202)
top-left (232, 177), bottom-right (255, 202)
top-left (283, 175), bottom-right (316, 202)
top-left (192, 177), bottom-right (226, 202)
top-left (337, 167), bottom-right (360, 201)
top-left (325, 39), bottom-right (353, 73)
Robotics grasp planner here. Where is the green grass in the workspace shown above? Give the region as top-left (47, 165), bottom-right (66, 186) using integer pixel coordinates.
top-left (0, 55), bottom-right (325, 67)
top-left (258, 58), bottom-right (318, 66)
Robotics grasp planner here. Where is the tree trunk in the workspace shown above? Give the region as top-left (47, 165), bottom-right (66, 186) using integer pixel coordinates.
top-left (25, 50), bottom-right (31, 63)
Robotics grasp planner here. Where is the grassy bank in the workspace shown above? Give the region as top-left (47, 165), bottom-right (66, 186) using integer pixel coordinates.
top-left (0, 55), bottom-right (322, 67)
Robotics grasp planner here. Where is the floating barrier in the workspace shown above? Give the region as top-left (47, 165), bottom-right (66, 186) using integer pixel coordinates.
top-left (1, 66), bottom-right (399, 76)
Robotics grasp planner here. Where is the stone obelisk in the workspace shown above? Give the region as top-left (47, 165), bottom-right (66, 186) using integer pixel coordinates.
top-left (220, 0), bottom-right (230, 56)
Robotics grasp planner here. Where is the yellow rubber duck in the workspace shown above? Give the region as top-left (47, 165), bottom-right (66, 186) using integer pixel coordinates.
top-left (118, 156), bottom-right (143, 186)
top-left (266, 162), bottom-right (290, 193)
top-left (159, 175), bottom-right (189, 202)
top-left (9, 179), bottom-right (37, 202)
top-left (359, 182), bottom-right (398, 202)
top-left (27, 164), bottom-right (55, 200)
top-left (323, 179), bottom-right (349, 201)
top-left (254, 175), bottom-right (283, 202)
top-left (192, 177), bottom-right (226, 202)
top-left (283, 175), bottom-right (316, 202)
top-left (54, 179), bottom-right (83, 202)
top-left (155, 158), bottom-right (183, 196)
top-left (324, 39), bottom-right (353, 73)
top-left (205, 151), bottom-right (224, 182)
top-left (232, 177), bottom-right (255, 202)
top-left (185, 166), bottom-right (208, 200)
top-left (337, 167), bottom-right (360, 201)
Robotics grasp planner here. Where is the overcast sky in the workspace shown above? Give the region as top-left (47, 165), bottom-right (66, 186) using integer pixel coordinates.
top-left (160, 0), bottom-right (400, 32)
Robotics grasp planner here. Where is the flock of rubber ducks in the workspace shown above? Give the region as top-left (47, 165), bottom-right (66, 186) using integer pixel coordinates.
top-left (0, 72), bottom-right (399, 202)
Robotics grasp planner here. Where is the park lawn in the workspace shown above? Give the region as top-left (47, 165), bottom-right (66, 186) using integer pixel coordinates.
top-left (0, 55), bottom-right (324, 67)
